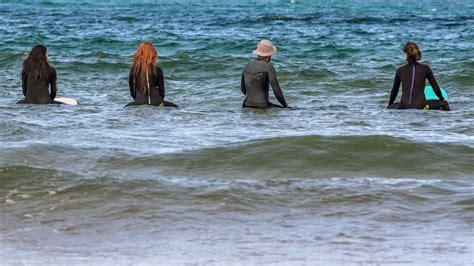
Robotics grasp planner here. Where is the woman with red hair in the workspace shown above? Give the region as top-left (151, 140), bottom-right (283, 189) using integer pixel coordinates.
top-left (127, 41), bottom-right (178, 107)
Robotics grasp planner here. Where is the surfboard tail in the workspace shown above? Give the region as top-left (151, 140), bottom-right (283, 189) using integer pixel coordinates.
top-left (54, 97), bottom-right (78, 105)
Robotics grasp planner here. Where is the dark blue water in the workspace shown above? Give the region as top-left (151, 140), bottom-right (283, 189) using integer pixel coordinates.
top-left (1, 0), bottom-right (473, 264)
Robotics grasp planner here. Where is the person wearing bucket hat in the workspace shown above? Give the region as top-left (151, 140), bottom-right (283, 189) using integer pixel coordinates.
top-left (240, 39), bottom-right (288, 109)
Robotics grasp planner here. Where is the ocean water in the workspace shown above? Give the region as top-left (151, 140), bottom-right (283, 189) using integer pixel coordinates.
top-left (0, 0), bottom-right (473, 264)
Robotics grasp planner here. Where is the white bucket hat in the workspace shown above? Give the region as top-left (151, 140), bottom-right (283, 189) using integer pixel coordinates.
top-left (252, 39), bottom-right (277, 57)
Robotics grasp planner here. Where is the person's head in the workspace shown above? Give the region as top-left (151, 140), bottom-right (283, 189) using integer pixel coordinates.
top-left (22, 44), bottom-right (50, 81)
top-left (131, 41), bottom-right (158, 93)
top-left (253, 39), bottom-right (277, 62)
top-left (403, 42), bottom-right (422, 63)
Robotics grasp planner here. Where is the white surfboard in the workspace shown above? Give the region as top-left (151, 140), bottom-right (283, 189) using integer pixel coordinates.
top-left (55, 97), bottom-right (78, 105)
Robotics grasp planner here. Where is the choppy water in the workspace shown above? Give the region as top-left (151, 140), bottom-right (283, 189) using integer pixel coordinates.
top-left (1, 0), bottom-right (473, 264)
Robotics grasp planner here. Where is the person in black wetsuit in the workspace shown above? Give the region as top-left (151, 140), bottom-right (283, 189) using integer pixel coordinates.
top-left (387, 42), bottom-right (449, 110)
top-left (17, 44), bottom-right (59, 104)
top-left (241, 39), bottom-right (289, 109)
top-left (126, 41), bottom-right (178, 107)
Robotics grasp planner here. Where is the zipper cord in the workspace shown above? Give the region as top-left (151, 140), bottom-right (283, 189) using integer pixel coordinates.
top-left (146, 70), bottom-right (151, 105)
top-left (409, 64), bottom-right (415, 105)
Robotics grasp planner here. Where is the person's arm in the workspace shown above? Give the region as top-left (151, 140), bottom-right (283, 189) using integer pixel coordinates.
top-left (426, 66), bottom-right (445, 101)
top-left (49, 67), bottom-right (57, 100)
top-left (157, 67), bottom-right (165, 99)
top-left (21, 70), bottom-right (27, 96)
top-left (241, 73), bottom-right (246, 95)
top-left (129, 69), bottom-right (136, 99)
top-left (388, 70), bottom-right (401, 105)
top-left (268, 65), bottom-right (288, 108)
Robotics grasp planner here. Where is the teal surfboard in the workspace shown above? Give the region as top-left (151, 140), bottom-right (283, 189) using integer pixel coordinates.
top-left (425, 86), bottom-right (448, 100)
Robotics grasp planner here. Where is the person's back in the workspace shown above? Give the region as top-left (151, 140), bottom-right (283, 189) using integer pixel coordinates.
top-left (19, 44), bottom-right (57, 104)
top-left (394, 62), bottom-right (436, 109)
top-left (24, 66), bottom-right (56, 104)
top-left (388, 42), bottom-right (447, 110)
top-left (129, 66), bottom-right (165, 106)
top-left (241, 39), bottom-right (288, 109)
top-left (242, 59), bottom-right (276, 108)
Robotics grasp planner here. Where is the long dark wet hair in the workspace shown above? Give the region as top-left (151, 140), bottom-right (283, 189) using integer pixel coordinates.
top-left (403, 42), bottom-right (422, 63)
top-left (22, 44), bottom-right (50, 81)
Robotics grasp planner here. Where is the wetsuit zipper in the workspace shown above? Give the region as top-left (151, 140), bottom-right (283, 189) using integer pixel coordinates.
top-left (146, 71), bottom-right (151, 105)
top-left (409, 64), bottom-right (415, 105)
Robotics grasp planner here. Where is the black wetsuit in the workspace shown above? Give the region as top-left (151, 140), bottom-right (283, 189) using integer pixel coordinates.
top-left (18, 66), bottom-right (57, 104)
top-left (241, 59), bottom-right (288, 109)
top-left (388, 62), bottom-right (449, 110)
top-left (127, 66), bottom-right (178, 107)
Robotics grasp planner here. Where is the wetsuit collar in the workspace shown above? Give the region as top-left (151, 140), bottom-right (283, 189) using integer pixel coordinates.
top-left (257, 56), bottom-right (271, 63)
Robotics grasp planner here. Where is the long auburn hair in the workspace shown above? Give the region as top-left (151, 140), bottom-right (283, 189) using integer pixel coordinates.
top-left (131, 41), bottom-right (158, 93)
top-left (403, 42), bottom-right (422, 63)
top-left (22, 44), bottom-right (50, 81)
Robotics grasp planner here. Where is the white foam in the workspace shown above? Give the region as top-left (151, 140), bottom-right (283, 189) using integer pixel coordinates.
top-left (5, 199), bottom-right (16, 204)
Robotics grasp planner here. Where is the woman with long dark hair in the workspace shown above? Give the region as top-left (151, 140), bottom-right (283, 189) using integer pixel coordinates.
top-left (18, 44), bottom-right (58, 104)
top-left (126, 41), bottom-right (178, 107)
top-left (387, 42), bottom-right (449, 110)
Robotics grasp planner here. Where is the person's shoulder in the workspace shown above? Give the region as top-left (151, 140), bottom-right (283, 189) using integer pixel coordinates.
top-left (49, 65), bottom-right (56, 73)
top-left (244, 60), bottom-right (274, 72)
top-left (398, 63), bottom-right (409, 70)
top-left (243, 60), bottom-right (256, 71)
top-left (244, 60), bottom-right (257, 67)
top-left (255, 60), bottom-right (274, 70)
top-left (48, 65), bottom-right (57, 78)
top-left (156, 66), bottom-right (163, 75)
top-left (395, 63), bottom-right (409, 74)
top-left (419, 63), bottom-right (432, 72)
top-left (266, 61), bottom-right (275, 69)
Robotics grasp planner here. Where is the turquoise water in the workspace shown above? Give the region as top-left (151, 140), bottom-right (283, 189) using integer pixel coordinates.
top-left (1, 0), bottom-right (473, 264)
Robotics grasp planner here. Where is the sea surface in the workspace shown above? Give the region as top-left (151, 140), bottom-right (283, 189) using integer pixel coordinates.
top-left (0, 0), bottom-right (473, 264)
